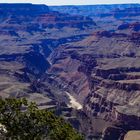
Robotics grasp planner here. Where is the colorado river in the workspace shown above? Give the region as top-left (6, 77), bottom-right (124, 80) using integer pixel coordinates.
top-left (65, 92), bottom-right (82, 110)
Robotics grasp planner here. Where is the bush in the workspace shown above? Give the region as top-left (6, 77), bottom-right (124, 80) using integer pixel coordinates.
top-left (0, 98), bottom-right (84, 140)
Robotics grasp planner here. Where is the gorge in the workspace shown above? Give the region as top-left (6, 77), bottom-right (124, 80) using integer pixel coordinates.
top-left (0, 3), bottom-right (140, 140)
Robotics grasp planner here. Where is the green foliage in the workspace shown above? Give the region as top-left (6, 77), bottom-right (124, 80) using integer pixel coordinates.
top-left (0, 98), bottom-right (84, 140)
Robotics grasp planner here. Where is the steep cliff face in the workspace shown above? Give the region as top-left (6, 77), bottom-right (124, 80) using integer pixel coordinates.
top-left (48, 29), bottom-right (140, 139)
top-left (0, 5), bottom-right (99, 125)
top-left (48, 53), bottom-right (96, 103)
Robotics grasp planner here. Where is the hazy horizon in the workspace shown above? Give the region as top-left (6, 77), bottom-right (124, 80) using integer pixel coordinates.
top-left (0, 0), bottom-right (140, 6)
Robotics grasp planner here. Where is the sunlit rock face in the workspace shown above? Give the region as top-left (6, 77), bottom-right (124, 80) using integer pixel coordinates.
top-left (124, 131), bottom-right (140, 140)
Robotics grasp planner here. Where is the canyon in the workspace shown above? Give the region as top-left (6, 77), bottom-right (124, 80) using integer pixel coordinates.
top-left (0, 3), bottom-right (140, 140)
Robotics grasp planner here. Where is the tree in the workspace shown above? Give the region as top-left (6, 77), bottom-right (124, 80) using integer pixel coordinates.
top-left (0, 98), bottom-right (84, 140)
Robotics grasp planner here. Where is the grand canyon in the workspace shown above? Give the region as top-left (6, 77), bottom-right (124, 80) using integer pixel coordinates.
top-left (0, 3), bottom-right (140, 140)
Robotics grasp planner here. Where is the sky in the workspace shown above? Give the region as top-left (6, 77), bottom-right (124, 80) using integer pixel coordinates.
top-left (0, 0), bottom-right (140, 5)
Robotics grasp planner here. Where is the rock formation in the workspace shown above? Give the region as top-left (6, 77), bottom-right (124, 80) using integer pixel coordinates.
top-left (0, 3), bottom-right (140, 140)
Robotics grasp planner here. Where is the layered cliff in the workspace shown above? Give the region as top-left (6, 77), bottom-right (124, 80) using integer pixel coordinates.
top-left (0, 3), bottom-right (98, 114)
top-left (48, 29), bottom-right (140, 139)
top-left (0, 3), bottom-right (140, 140)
